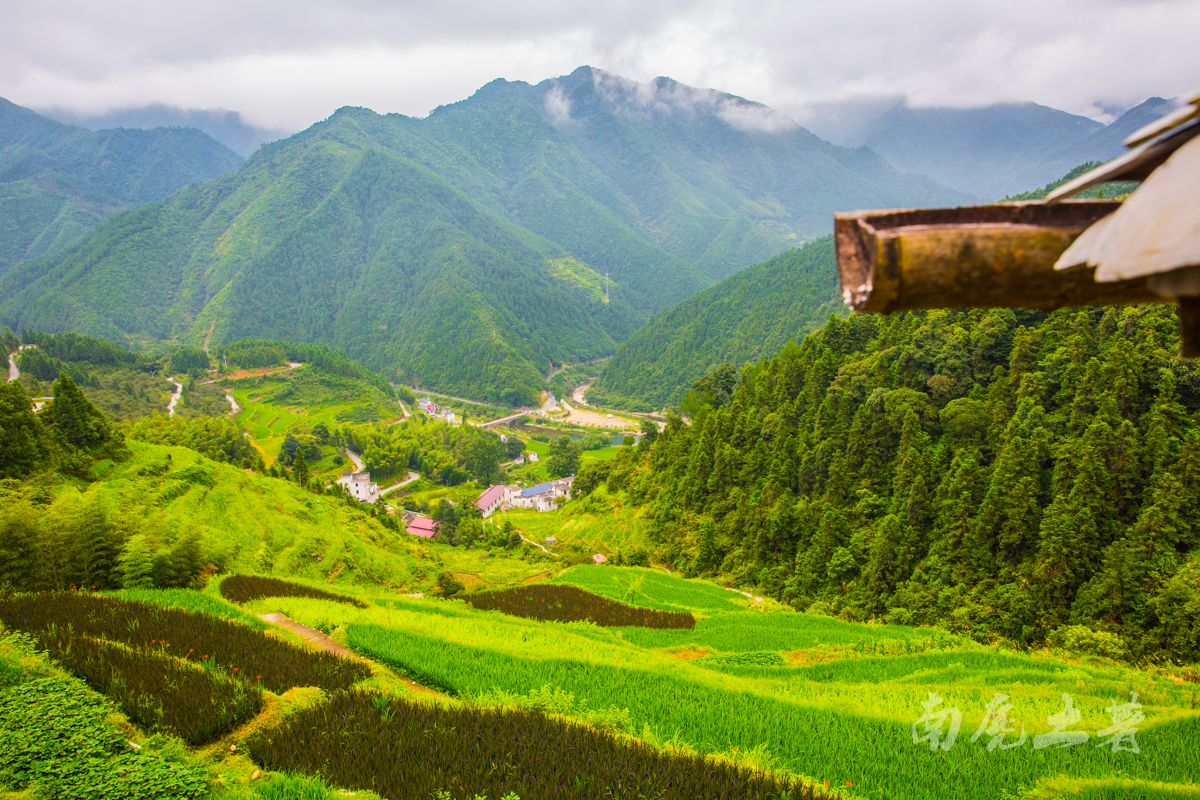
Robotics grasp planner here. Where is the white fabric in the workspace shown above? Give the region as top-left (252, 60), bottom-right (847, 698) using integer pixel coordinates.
top-left (1054, 135), bottom-right (1200, 291)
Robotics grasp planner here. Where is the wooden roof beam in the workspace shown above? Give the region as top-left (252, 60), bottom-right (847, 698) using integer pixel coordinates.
top-left (834, 200), bottom-right (1166, 313)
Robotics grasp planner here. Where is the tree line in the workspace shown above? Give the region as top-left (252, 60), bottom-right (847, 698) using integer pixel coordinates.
top-left (579, 305), bottom-right (1200, 662)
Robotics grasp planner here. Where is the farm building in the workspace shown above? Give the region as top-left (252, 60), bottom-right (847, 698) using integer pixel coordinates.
top-left (336, 471), bottom-right (378, 502)
top-left (405, 515), bottom-right (438, 539)
top-left (474, 485), bottom-right (514, 518)
top-left (508, 477), bottom-right (573, 512)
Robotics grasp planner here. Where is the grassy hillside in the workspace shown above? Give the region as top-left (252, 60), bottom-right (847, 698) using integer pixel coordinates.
top-left (0, 97), bottom-right (242, 275)
top-left (1, 364), bottom-right (1196, 798)
top-left (588, 237), bottom-right (845, 410)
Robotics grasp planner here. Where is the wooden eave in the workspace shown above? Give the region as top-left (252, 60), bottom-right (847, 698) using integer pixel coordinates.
top-left (834, 200), bottom-right (1169, 314)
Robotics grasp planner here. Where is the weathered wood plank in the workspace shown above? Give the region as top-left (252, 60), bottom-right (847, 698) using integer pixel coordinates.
top-left (835, 201), bottom-right (1166, 313)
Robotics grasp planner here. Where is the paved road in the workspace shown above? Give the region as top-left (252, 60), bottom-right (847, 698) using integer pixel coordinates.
top-left (225, 393), bottom-right (240, 417)
top-left (345, 449), bottom-right (365, 471)
top-left (378, 472), bottom-right (420, 498)
top-left (7, 352), bottom-right (18, 382)
top-left (408, 387), bottom-right (508, 409)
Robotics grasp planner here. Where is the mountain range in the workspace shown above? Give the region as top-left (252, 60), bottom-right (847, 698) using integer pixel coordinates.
top-left (0, 67), bottom-right (968, 404)
top-left (40, 104), bottom-right (290, 159)
top-left (0, 98), bottom-right (243, 274)
top-left (853, 97), bottom-right (1173, 199)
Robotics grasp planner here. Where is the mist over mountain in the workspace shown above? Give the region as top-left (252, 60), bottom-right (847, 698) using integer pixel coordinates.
top-left (854, 97), bottom-right (1174, 199)
top-left (0, 98), bottom-right (243, 276)
top-left (0, 67), bottom-right (969, 403)
top-left (41, 104), bottom-right (291, 158)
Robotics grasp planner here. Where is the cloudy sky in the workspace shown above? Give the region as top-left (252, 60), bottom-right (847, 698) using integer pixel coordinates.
top-left (4, 0), bottom-right (1198, 137)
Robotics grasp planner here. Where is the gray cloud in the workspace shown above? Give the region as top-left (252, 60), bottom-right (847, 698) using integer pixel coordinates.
top-left (3, 0), bottom-right (1197, 133)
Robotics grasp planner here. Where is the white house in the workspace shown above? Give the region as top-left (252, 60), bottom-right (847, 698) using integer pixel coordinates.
top-left (336, 471), bottom-right (379, 502)
top-left (474, 485), bottom-right (513, 518)
top-left (508, 477), bottom-right (573, 512)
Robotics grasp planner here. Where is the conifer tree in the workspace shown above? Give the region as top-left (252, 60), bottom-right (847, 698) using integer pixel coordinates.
top-left (293, 452), bottom-right (311, 488)
top-left (42, 373), bottom-right (114, 451)
top-left (0, 381), bottom-right (45, 479)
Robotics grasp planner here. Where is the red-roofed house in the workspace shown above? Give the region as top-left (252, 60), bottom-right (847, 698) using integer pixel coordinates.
top-left (475, 485), bottom-right (507, 518)
top-left (406, 516), bottom-right (438, 539)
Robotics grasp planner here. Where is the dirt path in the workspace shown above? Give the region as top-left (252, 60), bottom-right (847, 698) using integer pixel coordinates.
top-left (571, 380), bottom-right (592, 405)
top-left (167, 378), bottom-right (184, 418)
top-left (520, 534), bottom-right (554, 554)
top-left (258, 613), bottom-right (357, 659)
top-left (727, 587), bottom-right (765, 603)
top-left (7, 351), bottom-right (18, 382)
top-left (202, 321), bottom-right (215, 353)
top-left (225, 393), bottom-right (240, 417)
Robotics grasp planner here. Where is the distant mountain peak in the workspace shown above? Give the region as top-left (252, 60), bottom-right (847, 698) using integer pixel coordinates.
top-left (573, 67), bottom-right (801, 134)
top-left (37, 103), bottom-right (290, 158)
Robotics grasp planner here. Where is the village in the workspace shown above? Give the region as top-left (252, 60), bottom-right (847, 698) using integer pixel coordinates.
top-left (333, 392), bottom-right (598, 542)
top-left (335, 467), bottom-right (575, 541)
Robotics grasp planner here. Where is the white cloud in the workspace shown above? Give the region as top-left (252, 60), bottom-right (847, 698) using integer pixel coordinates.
top-left (1, 0), bottom-right (1196, 133)
top-left (543, 83), bottom-right (573, 125)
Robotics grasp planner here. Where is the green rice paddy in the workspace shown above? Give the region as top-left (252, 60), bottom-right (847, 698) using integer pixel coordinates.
top-left (242, 566), bottom-right (1200, 800)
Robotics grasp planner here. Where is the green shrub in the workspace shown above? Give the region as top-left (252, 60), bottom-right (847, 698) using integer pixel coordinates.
top-left (1047, 625), bottom-right (1129, 661)
top-left (0, 676), bottom-right (209, 799)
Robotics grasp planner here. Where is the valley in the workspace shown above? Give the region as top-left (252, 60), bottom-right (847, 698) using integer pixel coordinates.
top-left (0, 59), bottom-right (1196, 800)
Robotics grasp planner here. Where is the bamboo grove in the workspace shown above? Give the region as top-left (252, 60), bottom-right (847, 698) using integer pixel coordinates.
top-left (591, 304), bottom-right (1200, 661)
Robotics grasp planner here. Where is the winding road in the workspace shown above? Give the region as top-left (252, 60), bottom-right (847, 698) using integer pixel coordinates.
top-left (7, 351), bottom-right (19, 382)
top-left (341, 449), bottom-right (418, 501)
top-left (378, 472), bottom-right (420, 497)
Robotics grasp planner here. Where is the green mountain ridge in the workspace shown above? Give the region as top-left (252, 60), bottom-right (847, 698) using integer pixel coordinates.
top-left (0, 98), bottom-right (244, 275)
top-left (588, 237), bottom-right (844, 410)
top-left (1, 67), bottom-right (970, 403)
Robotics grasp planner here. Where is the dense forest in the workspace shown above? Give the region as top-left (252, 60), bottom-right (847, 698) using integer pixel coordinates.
top-left (349, 416), bottom-right (506, 486)
top-left (589, 238), bottom-right (844, 410)
top-left (588, 304), bottom-right (1200, 662)
top-left (0, 98), bottom-right (242, 275)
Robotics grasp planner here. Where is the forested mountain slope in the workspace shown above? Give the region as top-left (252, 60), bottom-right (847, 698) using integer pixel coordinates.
top-left (861, 97), bottom-right (1173, 199)
top-left (594, 305), bottom-right (1200, 661)
top-left (588, 237), bottom-right (844, 410)
top-left (0, 114), bottom-right (644, 405)
top-left (0, 68), bottom-right (970, 405)
top-left (393, 67), bottom-right (969, 285)
top-left (42, 103), bottom-right (290, 158)
top-left (0, 98), bottom-right (243, 274)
